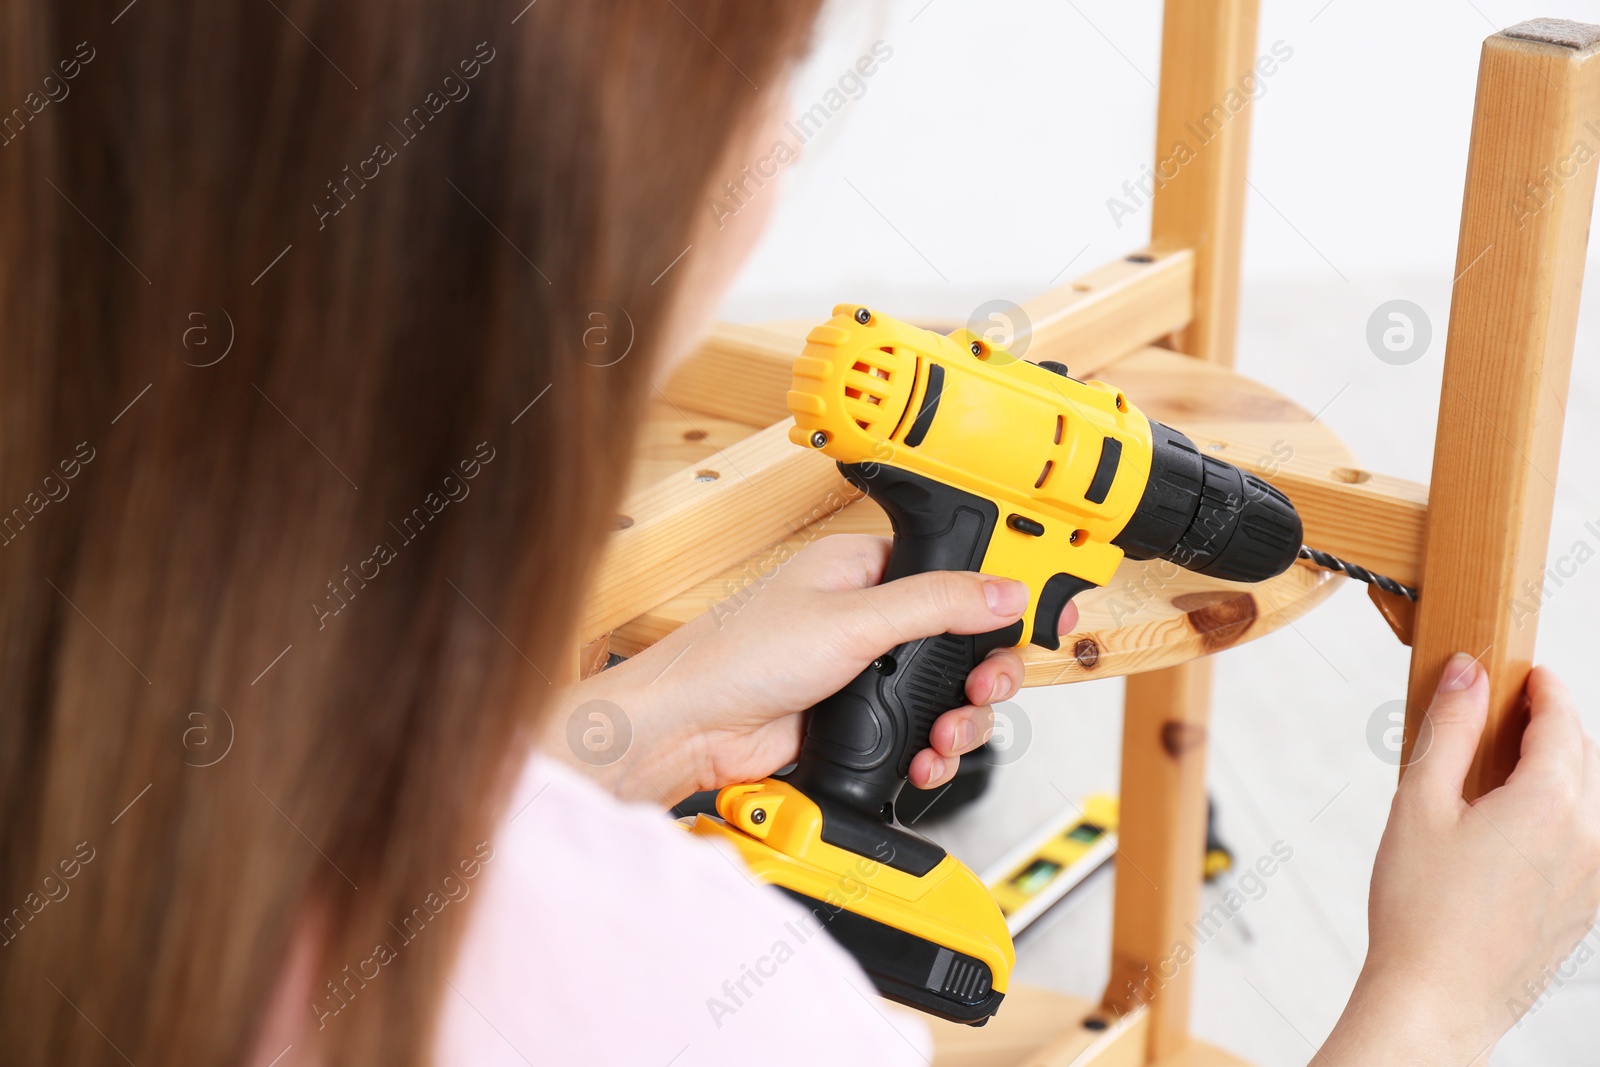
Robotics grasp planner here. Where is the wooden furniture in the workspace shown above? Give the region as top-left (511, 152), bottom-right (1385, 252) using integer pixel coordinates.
top-left (580, 11), bottom-right (1600, 1066)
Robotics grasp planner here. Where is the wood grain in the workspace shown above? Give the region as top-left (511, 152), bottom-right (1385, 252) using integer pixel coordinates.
top-left (1404, 26), bottom-right (1600, 798)
top-left (1103, 660), bottom-right (1214, 1059)
top-left (1184, 429), bottom-right (1428, 588)
top-left (662, 245), bottom-right (1194, 432)
top-left (581, 419), bottom-right (851, 641)
top-left (1019, 247), bottom-right (1195, 378)
top-left (1125, 11), bottom-right (1261, 1050)
top-left (659, 321), bottom-right (802, 425)
top-left (611, 349), bottom-right (1349, 682)
top-left (1149, 0), bottom-right (1262, 366)
top-left (918, 986), bottom-right (1146, 1067)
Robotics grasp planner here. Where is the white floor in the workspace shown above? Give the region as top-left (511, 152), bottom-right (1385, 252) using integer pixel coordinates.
top-left (896, 274), bottom-right (1600, 1066)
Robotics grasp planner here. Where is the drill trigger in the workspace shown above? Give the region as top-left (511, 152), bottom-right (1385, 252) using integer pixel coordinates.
top-left (1031, 574), bottom-right (1096, 650)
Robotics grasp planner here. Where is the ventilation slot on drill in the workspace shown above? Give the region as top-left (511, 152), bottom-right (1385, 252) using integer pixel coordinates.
top-left (845, 361), bottom-right (889, 405)
top-left (1034, 460), bottom-right (1054, 489)
top-left (845, 359), bottom-right (894, 434)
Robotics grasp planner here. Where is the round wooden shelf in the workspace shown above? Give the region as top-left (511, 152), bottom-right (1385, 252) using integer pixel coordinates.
top-left (615, 342), bottom-right (1351, 686)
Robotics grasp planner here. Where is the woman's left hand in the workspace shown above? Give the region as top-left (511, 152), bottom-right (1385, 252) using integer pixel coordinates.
top-left (542, 534), bottom-right (1077, 806)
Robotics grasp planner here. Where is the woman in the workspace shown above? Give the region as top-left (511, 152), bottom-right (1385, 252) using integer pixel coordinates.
top-left (1, 3), bottom-right (1595, 1065)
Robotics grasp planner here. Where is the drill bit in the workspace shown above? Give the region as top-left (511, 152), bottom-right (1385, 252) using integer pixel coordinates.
top-left (1298, 546), bottom-right (1418, 602)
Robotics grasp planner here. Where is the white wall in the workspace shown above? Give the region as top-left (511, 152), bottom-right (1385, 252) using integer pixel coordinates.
top-left (723, 0), bottom-right (1600, 320)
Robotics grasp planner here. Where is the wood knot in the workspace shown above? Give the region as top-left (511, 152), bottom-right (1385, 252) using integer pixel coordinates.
top-left (1073, 637), bottom-right (1100, 670)
top-left (1171, 591), bottom-right (1258, 653)
top-left (1161, 721), bottom-right (1207, 758)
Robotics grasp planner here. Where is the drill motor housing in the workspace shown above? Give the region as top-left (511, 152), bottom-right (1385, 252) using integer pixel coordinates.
top-left (690, 307), bottom-right (1303, 1026)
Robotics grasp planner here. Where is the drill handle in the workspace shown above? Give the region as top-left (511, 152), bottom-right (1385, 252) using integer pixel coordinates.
top-left (781, 464), bottom-right (1022, 874)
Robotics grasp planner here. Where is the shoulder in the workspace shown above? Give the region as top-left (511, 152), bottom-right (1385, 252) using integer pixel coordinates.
top-left (435, 749), bottom-right (931, 1067)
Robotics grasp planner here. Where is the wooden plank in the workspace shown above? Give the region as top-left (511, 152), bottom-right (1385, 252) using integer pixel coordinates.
top-left (660, 321), bottom-right (802, 425)
top-left (665, 248), bottom-right (1191, 429)
top-left (610, 493), bottom-right (1342, 681)
top-left (1105, 9), bottom-right (1262, 1058)
top-left (1186, 429), bottom-right (1429, 588)
top-left (1021, 247), bottom-right (1195, 378)
top-left (578, 633), bottom-right (611, 679)
top-left (920, 986), bottom-right (1146, 1067)
top-left (624, 402), bottom-right (770, 499)
top-left (1149, 0), bottom-right (1262, 366)
top-left (580, 420), bottom-right (852, 641)
top-left (1152, 1042), bottom-right (1253, 1067)
top-left (1404, 23), bottom-right (1600, 798)
top-left (610, 349), bottom-right (1355, 676)
top-left (1102, 659), bottom-right (1214, 1061)
top-left (1030, 1004), bottom-right (1147, 1067)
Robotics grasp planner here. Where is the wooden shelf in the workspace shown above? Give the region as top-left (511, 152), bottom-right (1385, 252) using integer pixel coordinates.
top-left (610, 343), bottom-right (1354, 681)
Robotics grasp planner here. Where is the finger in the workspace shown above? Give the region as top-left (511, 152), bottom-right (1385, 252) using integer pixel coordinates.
top-left (1505, 665), bottom-right (1584, 796)
top-left (1059, 598), bottom-right (1080, 636)
top-left (1406, 651), bottom-right (1490, 803)
top-left (788, 534), bottom-right (892, 592)
top-left (849, 570), bottom-right (1031, 649)
top-left (967, 647), bottom-right (1024, 706)
top-left (929, 704), bottom-right (995, 758)
top-left (909, 747), bottom-right (955, 791)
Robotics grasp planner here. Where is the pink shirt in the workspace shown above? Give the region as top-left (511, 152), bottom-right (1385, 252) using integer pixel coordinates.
top-left (433, 751), bottom-right (931, 1066)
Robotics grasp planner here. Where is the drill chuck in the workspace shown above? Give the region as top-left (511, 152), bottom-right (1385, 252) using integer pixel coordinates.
top-left (1113, 420), bottom-right (1303, 583)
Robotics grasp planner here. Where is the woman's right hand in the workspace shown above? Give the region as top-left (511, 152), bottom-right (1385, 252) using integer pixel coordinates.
top-left (1319, 655), bottom-right (1600, 1065)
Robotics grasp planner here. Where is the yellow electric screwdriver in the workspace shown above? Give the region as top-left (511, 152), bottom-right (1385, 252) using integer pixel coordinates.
top-left (688, 306), bottom-right (1305, 1024)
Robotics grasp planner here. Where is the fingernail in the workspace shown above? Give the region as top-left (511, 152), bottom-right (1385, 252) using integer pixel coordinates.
top-left (926, 755), bottom-right (947, 783)
top-left (1438, 652), bottom-right (1480, 693)
top-left (989, 674), bottom-right (1013, 703)
top-left (983, 578), bottom-right (1028, 616)
top-left (957, 720), bottom-right (976, 751)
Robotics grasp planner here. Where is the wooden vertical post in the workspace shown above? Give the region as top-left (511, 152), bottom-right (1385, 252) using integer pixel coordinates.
top-left (1405, 21), bottom-right (1600, 799)
top-left (1104, 659), bottom-right (1214, 1061)
top-left (1102, 3), bottom-right (1260, 1059)
top-left (1148, 0), bottom-right (1262, 367)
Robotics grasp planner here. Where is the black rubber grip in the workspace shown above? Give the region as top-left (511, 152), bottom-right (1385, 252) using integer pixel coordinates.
top-left (781, 464), bottom-right (1020, 876)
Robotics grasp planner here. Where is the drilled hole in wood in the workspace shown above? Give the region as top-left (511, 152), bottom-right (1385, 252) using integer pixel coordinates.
top-left (1126, 253), bottom-right (1155, 264)
top-left (1034, 460), bottom-right (1053, 489)
top-left (682, 429), bottom-right (707, 441)
top-left (614, 515), bottom-right (633, 530)
top-left (694, 470), bottom-right (719, 482)
top-left (1072, 283), bottom-right (1091, 292)
top-left (1330, 467), bottom-right (1371, 484)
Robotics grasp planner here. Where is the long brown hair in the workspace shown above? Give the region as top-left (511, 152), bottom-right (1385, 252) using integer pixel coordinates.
top-left (0, 2), bottom-right (821, 1063)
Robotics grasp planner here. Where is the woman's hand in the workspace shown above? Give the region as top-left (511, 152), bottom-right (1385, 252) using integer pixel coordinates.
top-left (1318, 655), bottom-right (1600, 1065)
top-left (542, 534), bottom-right (1076, 806)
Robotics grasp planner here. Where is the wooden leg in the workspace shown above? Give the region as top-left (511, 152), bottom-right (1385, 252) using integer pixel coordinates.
top-left (1405, 21), bottom-right (1600, 798)
top-left (1103, 659), bottom-right (1214, 1062)
top-left (1150, 0), bottom-right (1262, 367)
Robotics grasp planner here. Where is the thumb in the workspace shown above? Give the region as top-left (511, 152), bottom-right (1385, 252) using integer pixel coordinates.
top-left (1406, 651), bottom-right (1490, 802)
top-left (845, 571), bottom-right (1028, 651)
